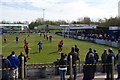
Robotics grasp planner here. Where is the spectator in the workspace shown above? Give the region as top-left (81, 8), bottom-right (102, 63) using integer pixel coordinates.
top-left (105, 49), bottom-right (115, 80)
top-left (83, 53), bottom-right (95, 80)
top-left (101, 49), bottom-right (108, 73)
top-left (75, 45), bottom-right (80, 55)
top-left (18, 52), bottom-right (27, 78)
top-left (94, 49), bottom-right (99, 63)
top-left (54, 59), bottom-right (60, 75)
top-left (116, 49), bottom-right (120, 80)
top-left (118, 36), bottom-right (120, 42)
top-left (67, 47), bottom-right (79, 80)
top-left (7, 53), bottom-right (12, 60)
top-left (64, 54), bottom-right (67, 60)
top-left (85, 48), bottom-right (93, 61)
top-left (75, 45), bottom-right (80, 73)
top-left (8, 51), bottom-right (20, 80)
top-left (85, 48), bottom-right (99, 79)
top-left (0, 55), bottom-right (11, 80)
top-left (92, 49), bottom-right (99, 79)
top-left (59, 53), bottom-right (67, 80)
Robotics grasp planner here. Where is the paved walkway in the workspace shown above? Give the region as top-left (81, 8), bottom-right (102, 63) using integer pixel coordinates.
top-left (25, 72), bottom-right (118, 80)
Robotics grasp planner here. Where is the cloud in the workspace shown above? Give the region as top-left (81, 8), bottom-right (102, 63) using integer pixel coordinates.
top-left (0, 0), bottom-right (119, 22)
top-left (0, 5), bottom-right (43, 22)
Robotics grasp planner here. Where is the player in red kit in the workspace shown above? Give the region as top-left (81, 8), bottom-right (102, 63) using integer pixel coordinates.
top-left (58, 40), bottom-right (64, 53)
top-left (4, 36), bottom-right (7, 43)
top-left (24, 43), bottom-right (31, 59)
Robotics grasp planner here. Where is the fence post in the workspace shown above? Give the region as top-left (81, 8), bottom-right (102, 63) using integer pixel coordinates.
top-left (21, 56), bottom-right (24, 80)
top-left (69, 55), bottom-right (73, 80)
top-left (78, 59), bottom-right (80, 73)
top-left (118, 42), bottom-right (120, 48)
top-left (111, 56), bottom-right (114, 80)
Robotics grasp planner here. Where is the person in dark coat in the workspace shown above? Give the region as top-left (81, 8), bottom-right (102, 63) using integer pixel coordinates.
top-left (54, 59), bottom-right (60, 75)
top-left (116, 49), bottom-right (120, 80)
top-left (75, 45), bottom-right (80, 55)
top-left (92, 49), bottom-right (99, 79)
top-left (67, 47), bottom-right (79, 80)
top-left (7, 53), bottom-right (12, 60)
top-left (105, 49), bottom-right (115, 80)
top-left (83, 53), bottom-right (95, 80)
top-left (18, 52), bottom-right (27, 78)
top-left (101, 49), bottom-right (108, 73)
top-left (59, 53), bottom-right (67, 80)
top-left (93, 49), bottom-right (99, 63)
top-left (0, 55), bottom-right (11, 80)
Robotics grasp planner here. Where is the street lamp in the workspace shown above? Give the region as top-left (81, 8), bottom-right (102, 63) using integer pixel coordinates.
top-left (43, 9), bottom-right (45, 22)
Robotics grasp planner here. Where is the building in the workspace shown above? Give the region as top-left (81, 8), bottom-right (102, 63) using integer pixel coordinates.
top-left (0, 24), bottom-right (28, 31)
top-left (118, 1), bottom-right (120, 17)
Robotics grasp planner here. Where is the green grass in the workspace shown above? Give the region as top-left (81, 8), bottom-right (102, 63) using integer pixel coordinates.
top-left (2, 34), bottom-right (118, 64)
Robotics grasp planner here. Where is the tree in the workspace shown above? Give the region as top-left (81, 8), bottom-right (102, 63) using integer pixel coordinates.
top-left (71, 21), bottom-right (77, 24)
top-left (82, 17), bottom-right (91, 25)
top-left (99, 17), bottom-right (120, 27)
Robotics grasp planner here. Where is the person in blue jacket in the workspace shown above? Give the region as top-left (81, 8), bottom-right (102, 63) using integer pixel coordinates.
top-left (8, 51), bottom-right (20, 80)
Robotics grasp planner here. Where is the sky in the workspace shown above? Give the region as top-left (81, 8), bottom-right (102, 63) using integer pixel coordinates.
top-left (0, 0), bottom-right (120, 23)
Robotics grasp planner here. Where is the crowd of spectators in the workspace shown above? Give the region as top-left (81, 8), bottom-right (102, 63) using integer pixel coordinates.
top-left (56, 47), bottom-right (120, 80)
top-left (64, 32), bottom-right (120, 42)
top-left (1, 47), bottom-right (120, 80)
top-left (79, 33), bottom-right (120, 42)
top-left (1, 51), bottom-right (27, 80)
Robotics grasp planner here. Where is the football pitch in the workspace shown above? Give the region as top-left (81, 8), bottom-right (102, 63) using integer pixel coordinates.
top-left (1, 34), bottom-right (118, 64)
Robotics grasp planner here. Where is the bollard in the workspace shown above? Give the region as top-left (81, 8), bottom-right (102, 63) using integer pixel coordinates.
top-left (21, 56), bottom-right (24, 80)
top-left (111, 56), bottom-right (114, 80)
top-left (69, 55), bottom-right (73, 80)
top-left (78, 59), bottom-right (80, 73)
